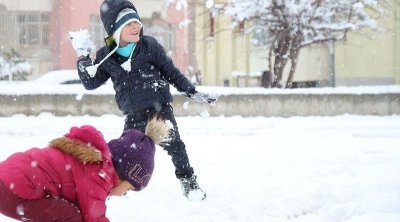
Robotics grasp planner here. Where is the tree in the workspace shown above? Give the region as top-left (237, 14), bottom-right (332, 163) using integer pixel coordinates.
top-left (205, 0), bottom-right (394, 88)
top-left (0, 49), bottom-right (32, 81)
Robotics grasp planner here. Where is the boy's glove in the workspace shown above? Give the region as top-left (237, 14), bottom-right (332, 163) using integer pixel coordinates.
top-left (69, 29), bottom-right (96, 58)
top-left (188, 90), bottom-right (219, 104)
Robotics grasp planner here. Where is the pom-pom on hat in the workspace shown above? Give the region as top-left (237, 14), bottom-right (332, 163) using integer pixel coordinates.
top-left (108, 117), bottom-right (169, 191)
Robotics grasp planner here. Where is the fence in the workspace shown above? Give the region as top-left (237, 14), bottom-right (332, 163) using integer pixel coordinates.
top-left (0, 93), bottom-right (399, 117)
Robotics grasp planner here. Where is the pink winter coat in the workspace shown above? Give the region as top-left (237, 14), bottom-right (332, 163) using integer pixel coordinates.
top-left (0, 125), bottom-right (119, 222)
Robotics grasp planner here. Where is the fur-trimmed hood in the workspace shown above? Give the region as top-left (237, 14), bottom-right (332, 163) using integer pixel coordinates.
top-left (49, 137), bottom-right (102, 164)
top-left (48, 125), bottom-right (111, 164)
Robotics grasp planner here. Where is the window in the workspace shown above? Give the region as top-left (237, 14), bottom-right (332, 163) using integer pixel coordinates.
top-left (17, 12), bottom-right (49, 46)
top-left (145, 23), bottom-right (173, 52)
top-left (209, 13), bottom-right (215, 37)
top-left (90, 15), bottom-right (108, 49)
top-left (238, 21), bottom-right (245, 32)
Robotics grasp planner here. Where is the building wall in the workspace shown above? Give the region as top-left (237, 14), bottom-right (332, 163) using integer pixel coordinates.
top-left (195, 3), bottom-right (214, 85)
top-left (54, 0), bottom-right (103, 71)
top-left (195, 2), bottom-right (249, 86)
top-left (0, 0), bottom-right (52, 11)
top-left (295, 45), bottom-right (330, 83)
top-left (165, 3), bottom-right (190, 74)
top-left (194, 1), bottom-right (331, 87)
top-left (335, 9), bottom-right (400, 86)
top-left (194, 0), bottom-right (399, 87)
top-left (0, 0), bottom-right (53, 79)
top-left (0, 0), bottom-right (180, 80)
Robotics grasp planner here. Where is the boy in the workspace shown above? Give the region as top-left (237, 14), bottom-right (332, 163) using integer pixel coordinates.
top-left (70, 0), bottom-right (217, 200)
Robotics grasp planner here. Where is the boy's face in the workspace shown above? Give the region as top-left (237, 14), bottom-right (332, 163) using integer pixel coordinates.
top-left (120, 21), bottom-right (141, 46)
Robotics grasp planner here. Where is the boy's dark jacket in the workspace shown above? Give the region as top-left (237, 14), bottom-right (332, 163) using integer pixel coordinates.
top-left (77, 0), bottom-right (195, 114)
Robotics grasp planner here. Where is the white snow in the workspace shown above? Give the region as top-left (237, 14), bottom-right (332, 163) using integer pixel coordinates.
top-left (179, 19), bottom-right (192, 29)
top-left (0, 55), bottom-right (32, 80)
top-left (31, 70), bottom-right (80, 85)
top-left (0, 70), bottom-right (399, 221)
top-left (0, 69), bottom-right (399, 96)
top-left (0, 114), bottom-right (399, 222)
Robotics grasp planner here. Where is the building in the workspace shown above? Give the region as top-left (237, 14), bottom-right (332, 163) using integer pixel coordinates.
top-left (334, 2), bottom-right (400, 86)
top-left (193, 0), bottom-right (400, 87)
top-left (0, 0), bottom-right (188, 80)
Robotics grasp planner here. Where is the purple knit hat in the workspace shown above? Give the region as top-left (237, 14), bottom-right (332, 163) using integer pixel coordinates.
top-left (108, 129), bottom-right (155, 191)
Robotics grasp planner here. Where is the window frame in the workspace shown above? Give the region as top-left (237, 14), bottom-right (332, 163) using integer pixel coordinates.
top-left (17, 12), bottom-right (50, 47)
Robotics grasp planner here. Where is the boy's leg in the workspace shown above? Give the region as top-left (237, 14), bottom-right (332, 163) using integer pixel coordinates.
top-left (157, 104), bottom-right (194, 178)
top-left (124, 104), bottom-right (205, 199)
top-left (163, 129), bottom-right (194, 178)
top-left (0, 181), bottom-right (82, 222)
top-left (162, 107), bottom-right (206, 200)
top-left (160, 116), bottom-right (194, 178)
top-left (157, 105), bottom-right (206, 200)
top-left (124, 105), bottom-right (194, 178)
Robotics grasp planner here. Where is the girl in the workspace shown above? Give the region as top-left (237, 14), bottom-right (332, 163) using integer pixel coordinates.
top-left (0, 117), bottom-right (168, 222)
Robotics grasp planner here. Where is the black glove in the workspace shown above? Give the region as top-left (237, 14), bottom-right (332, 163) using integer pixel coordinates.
top-left (188, 90), bottom-right (219, 104)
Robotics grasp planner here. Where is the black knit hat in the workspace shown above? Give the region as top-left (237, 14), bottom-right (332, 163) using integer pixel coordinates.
top-left (100, 0), bottom-right (139, 36)
top-left (85, 0), bottom-right (143, 77)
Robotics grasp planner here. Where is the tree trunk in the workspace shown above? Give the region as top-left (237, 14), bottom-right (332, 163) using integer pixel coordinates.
top-left (285, 57), bottom-right (299, 88)
top-left (271, 32), bottom-right (291, 88)
top-left (285, 47), bottom-right (301, 88)
top-left (285, 34), bottom-right (303, 88)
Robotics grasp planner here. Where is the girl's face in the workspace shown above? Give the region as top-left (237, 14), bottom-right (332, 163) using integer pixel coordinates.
top-left (109, 180), bottom-right (134, 196)
top-left (119, 21), bottom-right (141, 46)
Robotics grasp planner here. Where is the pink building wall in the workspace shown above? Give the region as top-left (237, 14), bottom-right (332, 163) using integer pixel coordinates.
top-left (166, 4), bottom-right (190, 74)
top-left (50, 0), bottom-right (102, 70)
top-left (48, 0), bottom-right (192, 74)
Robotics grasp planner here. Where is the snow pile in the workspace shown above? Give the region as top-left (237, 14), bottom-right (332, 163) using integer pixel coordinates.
top-left (0, 114), bottom-right (399, 222)
top-left (0, 54), bottom-right (32, 81)
top-left (0, 68), bottom-right (399, 96)
top-left (31, 70), bottom-right (80, 85)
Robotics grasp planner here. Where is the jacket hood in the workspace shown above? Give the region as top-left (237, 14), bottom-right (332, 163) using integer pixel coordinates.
top-left (49, 137), bottom-right (103, 163)
top-left (48, 125), bottom-right (110, 164)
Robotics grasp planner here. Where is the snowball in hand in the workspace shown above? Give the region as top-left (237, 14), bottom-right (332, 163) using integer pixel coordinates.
top-left (68, 29), bottom-right (96, 53)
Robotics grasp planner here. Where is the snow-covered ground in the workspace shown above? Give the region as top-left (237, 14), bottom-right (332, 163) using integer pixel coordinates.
top-left (0, 114), bottom-right (399, 222)
top-left (1, 70), bottom-right (400, 96)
